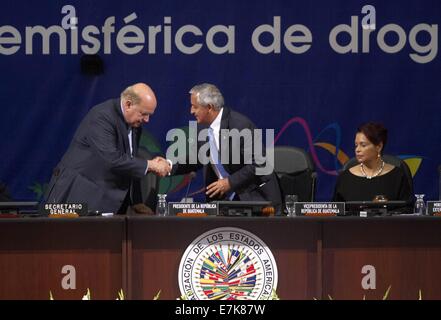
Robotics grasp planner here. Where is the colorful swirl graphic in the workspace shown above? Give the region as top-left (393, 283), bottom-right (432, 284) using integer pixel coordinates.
top-left (274, 117), bottom-right (342, 175)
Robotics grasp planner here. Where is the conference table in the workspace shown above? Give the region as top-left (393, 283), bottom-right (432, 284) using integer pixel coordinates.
top-left (1, 215), bottom-right (440, 300)
top-left (0, 216), bottom-right (126, 299)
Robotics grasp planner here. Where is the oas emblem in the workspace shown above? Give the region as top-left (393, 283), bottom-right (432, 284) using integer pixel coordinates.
top-left (178, 227), bottom-right (278, 300)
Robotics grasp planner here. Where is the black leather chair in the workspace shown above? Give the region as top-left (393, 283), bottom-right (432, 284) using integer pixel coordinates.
top-left (341, 154), bottom-right (414, 194)
top-left (273, 146), bottom-right (317, 202)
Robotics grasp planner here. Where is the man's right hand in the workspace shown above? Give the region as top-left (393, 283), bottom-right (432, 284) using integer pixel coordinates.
top-left (148, 157), bottom-right (171, 177)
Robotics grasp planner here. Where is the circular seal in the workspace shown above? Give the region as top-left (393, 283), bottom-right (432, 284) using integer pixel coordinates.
top-left (178, 227), bottom-right (278, 300)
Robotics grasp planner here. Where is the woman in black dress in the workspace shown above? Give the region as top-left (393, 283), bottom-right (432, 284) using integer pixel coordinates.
top-left (333, 122), bottom-right (413, 208)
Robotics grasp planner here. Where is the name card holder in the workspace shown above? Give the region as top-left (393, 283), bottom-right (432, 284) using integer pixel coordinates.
top-left (168, 202), bottom-right (218, 217)
top-left (43, 203), bottom-right (87, 218)
top-left (294, 202), bottom-right (345, 217)
top-left (427, 201), bottom-right (441, 216)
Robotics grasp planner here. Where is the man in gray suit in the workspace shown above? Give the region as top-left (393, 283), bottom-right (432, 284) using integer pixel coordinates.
top-left (44, 83), bottom-right (170, 214)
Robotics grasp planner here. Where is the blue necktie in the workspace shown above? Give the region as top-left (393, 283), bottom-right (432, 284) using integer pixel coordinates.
top-left (208, 128), bottom-right (235, 200)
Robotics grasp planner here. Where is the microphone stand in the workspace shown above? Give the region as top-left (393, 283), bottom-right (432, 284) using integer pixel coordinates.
top-left (182, 172), bottom-right (196, 203)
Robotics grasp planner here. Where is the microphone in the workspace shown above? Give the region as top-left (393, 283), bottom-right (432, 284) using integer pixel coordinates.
top-left (181, 172), bottom-right (197, 203)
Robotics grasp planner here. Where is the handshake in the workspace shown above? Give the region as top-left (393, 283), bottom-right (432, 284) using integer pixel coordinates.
top-left (147, 156), bottom-right (172, 177)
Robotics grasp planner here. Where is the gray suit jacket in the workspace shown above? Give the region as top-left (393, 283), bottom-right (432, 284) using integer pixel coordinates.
top-left (44, 99), bottom-right (147, 213)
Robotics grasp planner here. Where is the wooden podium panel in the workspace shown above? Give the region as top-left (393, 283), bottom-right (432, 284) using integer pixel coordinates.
top-left (3, 214), bottom-right (441, 300)
top-left (127, 216), bottom-right (321, 300)
top-left (0, 217), bottom-right (126, 300)
top-left (322, 217), bottom-right (441, 300)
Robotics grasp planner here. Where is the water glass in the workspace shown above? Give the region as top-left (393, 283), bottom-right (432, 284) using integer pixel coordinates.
top-left (414, 194), bottom-right (426, 215)
top-left (285, 195), bottom-right (298, 217)
top-left (156, 194), bottom-right (168, 216)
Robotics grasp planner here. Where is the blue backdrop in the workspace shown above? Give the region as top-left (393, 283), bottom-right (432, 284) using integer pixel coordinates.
top-left (0, 0), bottom-right (440, 202)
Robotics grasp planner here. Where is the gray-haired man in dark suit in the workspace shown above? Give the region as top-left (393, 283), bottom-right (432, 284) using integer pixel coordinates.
top-left (169, 83), bottom-right (282, 212)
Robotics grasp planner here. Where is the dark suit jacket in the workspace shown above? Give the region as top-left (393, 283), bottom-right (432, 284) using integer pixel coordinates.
top-left (44, 99), bottom-right (147, 213)
top-left (173, 107), bottom-right (282, 210)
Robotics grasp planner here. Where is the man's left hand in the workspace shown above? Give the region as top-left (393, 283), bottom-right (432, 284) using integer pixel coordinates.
top-left (206, 178), bottom-right (231, 198)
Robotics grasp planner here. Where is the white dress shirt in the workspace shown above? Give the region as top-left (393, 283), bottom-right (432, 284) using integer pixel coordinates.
top-left (120, 103), bottom-right (133, 157)
top-left (121, 103), bottom-right (149, 174)
top-left (209, 108), bottom-right (223, 150)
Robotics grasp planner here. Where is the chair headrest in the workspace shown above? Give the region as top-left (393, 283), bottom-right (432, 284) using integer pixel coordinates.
top-left (274, 146), bottom-right (315, 174)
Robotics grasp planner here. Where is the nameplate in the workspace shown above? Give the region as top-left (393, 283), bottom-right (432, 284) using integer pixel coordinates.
top-left (295, 202), bottom-right (345, 216)
top-left (168, 202), bottom-right (218, 216)
top-left (427, 201), bottom-right (441, 216)
top-left (43, 203), bottom-right (87, 217)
